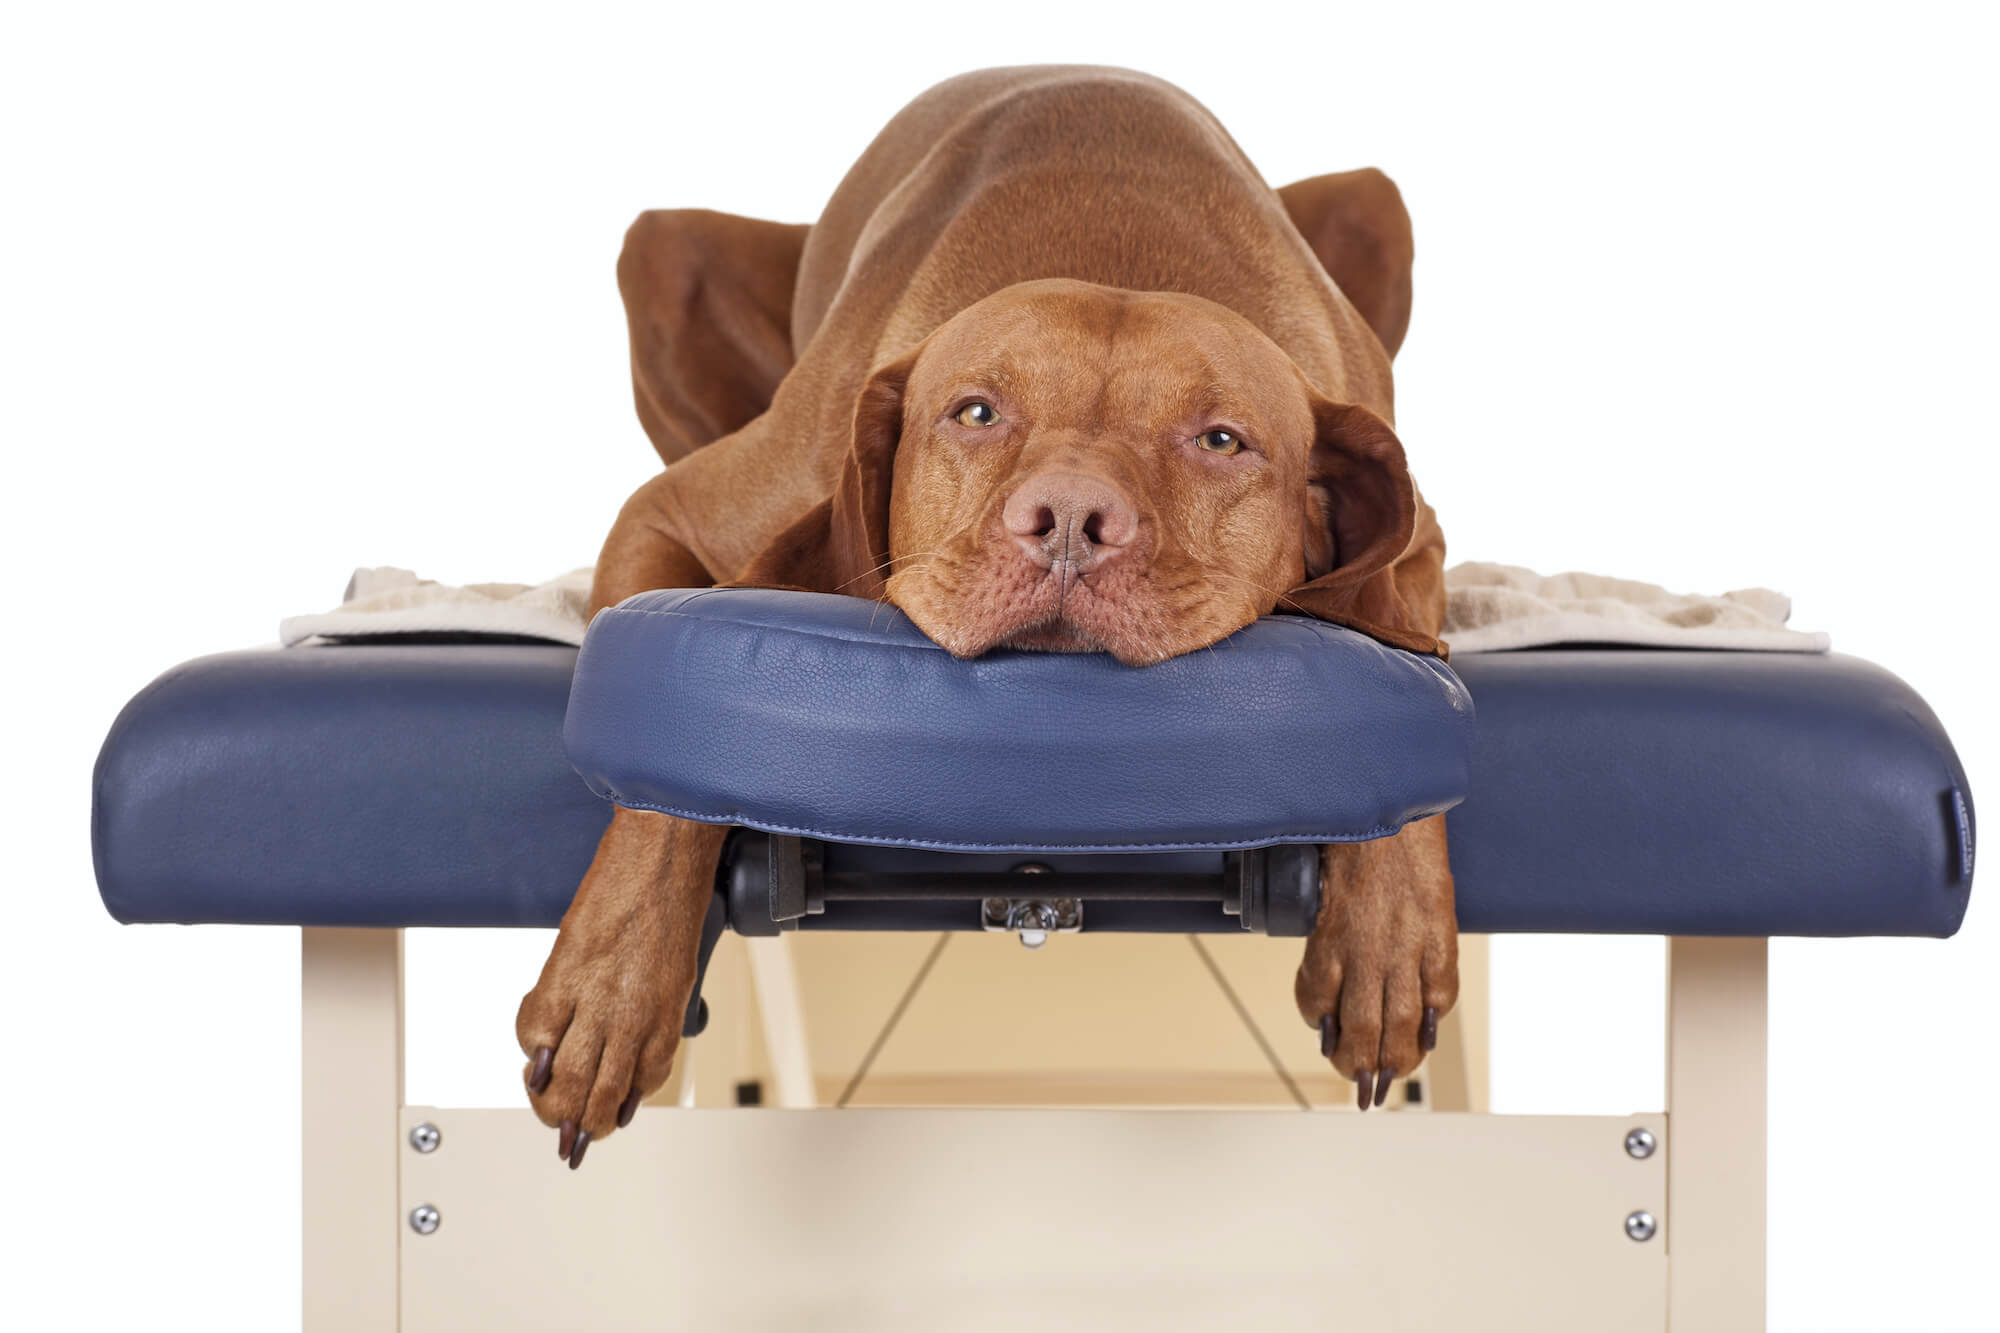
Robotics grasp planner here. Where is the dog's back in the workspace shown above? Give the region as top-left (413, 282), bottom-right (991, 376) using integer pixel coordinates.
top-left (793, 66), bottom-right (1392, 414)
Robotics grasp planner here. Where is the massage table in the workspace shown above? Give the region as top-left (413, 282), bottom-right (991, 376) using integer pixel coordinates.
top-left (92, 588), bottom-right (1974, 1331)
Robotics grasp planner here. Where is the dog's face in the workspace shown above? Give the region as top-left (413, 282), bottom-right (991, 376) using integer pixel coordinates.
top-left (856, 280), bottom-right (1415, 665)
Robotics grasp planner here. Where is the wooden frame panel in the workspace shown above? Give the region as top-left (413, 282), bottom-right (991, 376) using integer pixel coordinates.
top-left (299, 927), bottom-right (1774, 1331)
top-left (398, 1106), bottom-right (1667, 1331)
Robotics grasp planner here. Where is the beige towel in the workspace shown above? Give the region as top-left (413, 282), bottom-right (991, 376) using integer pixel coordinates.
top-left (282, 561), bottom-right (1828, 654)
top-left (1441, 562), bottom-right (1828, 653)
top-left (279, 566), bottom-right (595, 647)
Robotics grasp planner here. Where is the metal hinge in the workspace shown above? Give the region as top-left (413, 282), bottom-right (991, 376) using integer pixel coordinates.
top-left (980, 894), bottom-right (1082, 948)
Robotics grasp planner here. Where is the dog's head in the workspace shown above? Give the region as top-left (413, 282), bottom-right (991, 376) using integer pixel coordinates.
top-left (748, 279), bottom-right (1426, 665)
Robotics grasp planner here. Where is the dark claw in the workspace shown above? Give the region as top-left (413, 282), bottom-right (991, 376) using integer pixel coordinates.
top-left (1420, 1007), bottom-right (1439, 1053)
top-left (1375, 1067), bottom-right (1394, 1108)
top-left (568, 1131), bottom-right (591, 1170)
top-left (617, 1087), bottom-right (642, 1129)
top-left (1319, 1014), bottom-right (1338, 1059)
top-left (1355, 1068), bottom-right (1375, 1112)
top-left (527, 1047), bottom-right (554, 1094)
top-left (557, 1119), bottom-right (577, 1161)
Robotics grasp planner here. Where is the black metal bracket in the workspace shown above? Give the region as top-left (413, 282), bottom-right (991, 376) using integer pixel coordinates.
top-left (721, 829), bottom-right (1321, 938)
top-left (679, 885), bottom-right (727, 1038)
top-left (763, 833), bottom-right (823, 929)
top-left (1225, 842), bottom-right (1321, 936)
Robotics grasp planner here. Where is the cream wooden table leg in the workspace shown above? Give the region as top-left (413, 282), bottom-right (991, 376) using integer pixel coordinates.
top-left (1666, 936), bottom-right (1767, 1331)
top-left (745, 934), bottom-right (818, 1108)
top-left (1427, 932), bottom-right (1490, 1112)
top-left (302, 927), bottom-right (404, 1333)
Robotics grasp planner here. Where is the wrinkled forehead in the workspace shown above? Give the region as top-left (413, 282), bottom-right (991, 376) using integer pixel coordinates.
top-left (913, 285), bottom-right (1310, 432)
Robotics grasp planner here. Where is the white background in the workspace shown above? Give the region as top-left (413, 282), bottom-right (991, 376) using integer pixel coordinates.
top-left (4, 2), bottom-right (1994, 1328)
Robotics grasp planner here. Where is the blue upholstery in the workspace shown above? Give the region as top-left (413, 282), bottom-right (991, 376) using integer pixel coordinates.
top-left (1447, 650), bottom-right (1973, 937)
top-left (93, 640), bottom-right (1974, 937)
top-left (565, 588), bottom-right (1474, 853)
top-left (92, 645), bottom-right (609, 928)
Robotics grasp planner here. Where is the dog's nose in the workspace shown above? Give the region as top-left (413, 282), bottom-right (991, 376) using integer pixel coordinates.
top-left (1001, 471), bottom-right (1137, 571)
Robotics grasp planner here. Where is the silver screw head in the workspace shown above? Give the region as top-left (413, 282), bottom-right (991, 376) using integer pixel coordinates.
top-left (1625, 1210), bottom-right (1657, 1242)
top-left (1624, 1127), bottom-right (1657, 1160)
top-left (409, 1205), bottom-right (441, 1236)
top-left (409, 1122), bottom-right (441, 1154)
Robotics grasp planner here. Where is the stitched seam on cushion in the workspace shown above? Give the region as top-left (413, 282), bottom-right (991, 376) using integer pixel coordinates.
top-left (591, 791), bottom-right (1456, 851)
top-left (604, 604), bottom-right (955, 653)
top-left (604, 604), bottom-right (1380, 658)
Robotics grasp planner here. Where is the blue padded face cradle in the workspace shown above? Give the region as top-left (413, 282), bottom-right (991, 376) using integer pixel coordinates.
top-left (94, 640), bottom-right (1973, 937)
top-left (562, 588), bottom-right (1476, 854)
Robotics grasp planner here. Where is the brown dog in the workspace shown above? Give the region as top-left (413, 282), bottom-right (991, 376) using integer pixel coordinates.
top-left (519, 66), bottom-right (1456, 1165)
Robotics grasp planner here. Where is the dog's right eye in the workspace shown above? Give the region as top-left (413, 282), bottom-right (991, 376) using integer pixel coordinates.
top-left (954, 401), bottom-right (1001, 428)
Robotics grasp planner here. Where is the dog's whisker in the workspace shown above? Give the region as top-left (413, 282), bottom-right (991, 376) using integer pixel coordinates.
top-left (1192, 569), bottom-right (1312, 617)
top-left (835, 549), bottom-right (946, 594)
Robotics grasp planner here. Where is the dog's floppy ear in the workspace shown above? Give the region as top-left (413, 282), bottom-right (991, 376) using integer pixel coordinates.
top-left (618, 209), bottom-right (810, 464)
top-left (1285, 397), bottom-right (1447, 657)
top-left (732, 345), bottom-right (921, 599)
top-left (1277, 168), bottom-right (1414, 359)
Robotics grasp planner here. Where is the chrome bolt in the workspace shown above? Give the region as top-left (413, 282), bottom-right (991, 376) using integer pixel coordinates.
top-left (409, 1205), bottom-right (441, 1236)
top-left (1624, 1127), bottom-right (1656, 1160)
top-left (1019, 929), bottom-right (1049, 950)
top-left (409, 1122), bottom-right (441, 1154)
top-left (1625, 1210), bottom-right (1657, 1242)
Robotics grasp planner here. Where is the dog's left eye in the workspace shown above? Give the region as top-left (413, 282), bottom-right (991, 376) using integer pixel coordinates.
top-left (954, 401), bottom-right (1001, 428)
top-left (1195, 428), bottom-right (1244, 455)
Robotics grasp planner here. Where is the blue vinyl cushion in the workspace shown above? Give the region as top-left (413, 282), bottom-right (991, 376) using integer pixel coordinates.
top-left (92, 645), bottom-right (609, 929)
top-left (92, 635), bottom-right (1975, 937)
top-left (1446, 650), bottom-right (1974, 936)
top-left (563, 588), bottom-right (1474, 853)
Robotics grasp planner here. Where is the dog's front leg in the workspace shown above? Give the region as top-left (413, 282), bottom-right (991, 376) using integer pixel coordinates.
top-left (516, 807), bottom-right (728, 1166)
top-left (590, 470), bottom-right (718, 613)
top-left (1295, 816), bottom-right (1459, 1109)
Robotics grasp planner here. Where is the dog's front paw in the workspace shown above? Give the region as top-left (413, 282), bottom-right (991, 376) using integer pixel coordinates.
top-left (1294, 823), bottom-right (1458, 1109)
top-left (515, 924), bottom-right (694, 1169)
